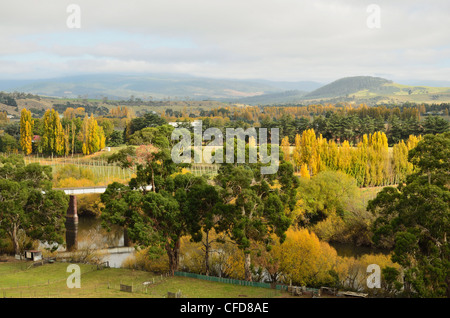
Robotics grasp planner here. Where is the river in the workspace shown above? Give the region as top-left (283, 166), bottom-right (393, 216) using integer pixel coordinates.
top-left (76, 216), bottom-right (389, 269)
top-left (77, 217), bottom-right (134, 268)
top-left (329, 241), bottom-right (390, 258)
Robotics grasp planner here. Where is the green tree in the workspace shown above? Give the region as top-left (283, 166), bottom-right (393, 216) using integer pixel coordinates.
top-left (102, 129), bottom-right (194, 275)
top-left (368, 132), bottom-right (450, 297)
top-left (107, 130), bottom-right (124, 147)
top-left (0, 133), bottom-right (19, 153)
top-left (423, 115), bottom-right (449, 135)
top-left (101, 173), bottom-right (206, 276)
top-left (0, 155), bottom-right (69, 254)
top-left (214, 159), bottom-right (297, 281)
top-left (184, 181), bottom-right (221, 276)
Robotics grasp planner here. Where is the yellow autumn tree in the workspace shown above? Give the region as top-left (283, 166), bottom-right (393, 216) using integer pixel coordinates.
top-left (19, 108), bottom-right (34, 155)
top-left (406, 134), bottom-right (422, 150)
top-left (392, 140), bottom-right (409, 183)
top-left (81, 114), bottom-right (90, 155)
top-left (299, 164), bottom-right (310, 179)
top-left (278, 228), bottom-right (337, 286)
top-left (80, 114), bottom-right (106, 155)
top-left (42, 109), bottom-right (64, 155)
top-left (293, 133), bottom-right (302, 172)
top-left (300, 129), bottom-right (316, 175)
top-left (322, 139), bottom-right (339, 171)
top-left (351, 134), bottom-right (368, 185)
top-left (337, 140), bottom-right (352, 174)
top-left (366, 131), bottom-right (389, 186)
top-left (55, 120), bottom-right (65, 156)
top-left (281, 136), bottom-right (290, 162)
top-left (313, 134), bottom-right (326, 175)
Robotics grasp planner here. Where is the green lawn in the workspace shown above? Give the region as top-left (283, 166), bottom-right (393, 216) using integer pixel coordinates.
top-left (0, 261), bottom-right (284, 298)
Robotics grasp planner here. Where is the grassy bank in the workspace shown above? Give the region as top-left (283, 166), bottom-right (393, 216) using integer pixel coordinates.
top-left (0, 261), bottom-right (284, 298)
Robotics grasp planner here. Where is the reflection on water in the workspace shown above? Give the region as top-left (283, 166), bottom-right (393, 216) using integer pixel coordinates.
top-left (78, 217), bottom-right (124, 248)
top-left (329, 241), bottom-right (390, 258)
top-left (77, 217), bottom-right (135, 268)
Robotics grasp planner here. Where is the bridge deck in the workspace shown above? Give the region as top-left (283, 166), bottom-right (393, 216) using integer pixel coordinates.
top-left (54, 185), bottom-right (152, 195)
top-left (57, 246), bottom-right (135, 257)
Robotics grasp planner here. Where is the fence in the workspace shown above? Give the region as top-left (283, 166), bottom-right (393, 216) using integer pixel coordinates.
top-left (22, 154), bottom-right (134, 185)
top-left (174, 271), bottom-right (316, 293)
top-left (106, 272), bottom-right (171, 295)
top-left (188, 163), bottom-right (220, 177)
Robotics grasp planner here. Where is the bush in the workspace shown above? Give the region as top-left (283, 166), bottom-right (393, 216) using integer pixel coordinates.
top-left (122, 247), bottom-right (169, 273)
top-left (276, 228), bottom-right (338, 287)
top-left (54, 164), bottom-right (95, 187)
top-left (56, 177), bottom-right (95, 188)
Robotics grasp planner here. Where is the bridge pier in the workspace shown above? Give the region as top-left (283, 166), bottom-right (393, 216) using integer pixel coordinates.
top-left (65, 195), bottom-right (78, 251)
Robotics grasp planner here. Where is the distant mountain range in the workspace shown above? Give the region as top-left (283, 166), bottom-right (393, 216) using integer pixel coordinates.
top-left (0, 74), bottom-right (322, 101)
top-left (1, 74), bottom-right (449, 105)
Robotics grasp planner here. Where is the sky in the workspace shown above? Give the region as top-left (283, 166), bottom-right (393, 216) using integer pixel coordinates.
top-left (0, 0), bottom-right (449, 84)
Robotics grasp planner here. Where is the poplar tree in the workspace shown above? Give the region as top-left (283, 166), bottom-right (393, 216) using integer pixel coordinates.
top-left (281, 136), bottom-right (290, 162)
top-left (299, 129), bottom-right (316, 175)
top-left (42, 109), bottom-right (63, 155)
top-left (81, 114), bottom-right (106, 155)
top-left (293, 133), bottom-right (302, 172)
top-left (19, 108), bottom-right (34, 155)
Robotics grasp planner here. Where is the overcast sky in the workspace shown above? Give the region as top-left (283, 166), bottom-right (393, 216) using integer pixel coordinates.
top-left (1, 0), bottom-right (449, 83)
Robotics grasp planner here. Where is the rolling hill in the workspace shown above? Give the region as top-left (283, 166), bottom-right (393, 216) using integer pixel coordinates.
top-left (300, 76), bottom-right (450, 105)
top-left (2, 74), bottom-right (450, 107)
top-left (228, 90), bottom-right (308, 105)
top-left (303, 76), bottom-right (392, 99)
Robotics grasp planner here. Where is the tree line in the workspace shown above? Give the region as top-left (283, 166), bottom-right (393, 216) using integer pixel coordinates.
top-left (283, 129), bottom-right (422, 186)
top-left (100, 127), bottom-right (449, 297)
top-left (19, 108), bottom-right (106, 156)
top-left (0, 111), bottom-right (448, 297)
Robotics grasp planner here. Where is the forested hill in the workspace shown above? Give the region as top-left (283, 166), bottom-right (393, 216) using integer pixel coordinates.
top-left (304, 76), bottom-right (392, 99)
top-left (229, 90), bottom-right (307, 105)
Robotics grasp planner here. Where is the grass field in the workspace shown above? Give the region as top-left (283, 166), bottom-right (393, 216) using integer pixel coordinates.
top-left (0, 261), bottom-right (285, 298)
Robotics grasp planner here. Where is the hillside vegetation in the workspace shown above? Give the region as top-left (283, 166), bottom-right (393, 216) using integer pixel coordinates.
top-left (304, 76), bottom-right (392, 99)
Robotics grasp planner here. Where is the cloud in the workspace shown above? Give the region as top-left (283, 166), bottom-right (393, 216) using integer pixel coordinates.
top-left (0, 0), bottom-right (449, 82)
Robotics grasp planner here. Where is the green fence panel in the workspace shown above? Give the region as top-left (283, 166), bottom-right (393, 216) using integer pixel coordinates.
top-left (175, 271), bottom-right (277, 290)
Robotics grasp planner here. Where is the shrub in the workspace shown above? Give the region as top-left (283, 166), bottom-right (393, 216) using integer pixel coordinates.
top-left (54, 164), bottom-right (96, 187)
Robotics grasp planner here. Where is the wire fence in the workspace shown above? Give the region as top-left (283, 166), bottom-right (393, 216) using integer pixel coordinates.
top-left (3, 152), bottom-right (219, 183)
top-left (0, 263), bottom-right (99, 292)
top-left (188, 163), bottom-right (220, 177)
top-left (22, 154), bottom-right (133, 185)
